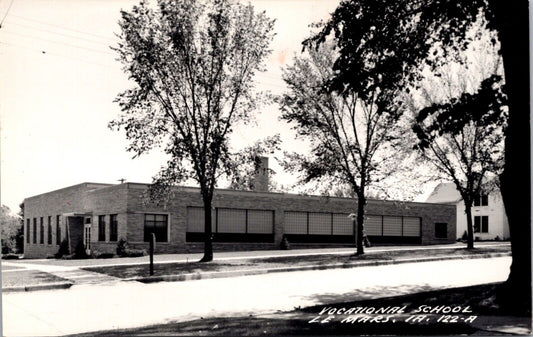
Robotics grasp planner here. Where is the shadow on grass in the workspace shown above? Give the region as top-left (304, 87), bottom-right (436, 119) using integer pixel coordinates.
top-left (69, 283), bottom-right (531, 337)
top-left (83, 262), bottom-right (255, 279)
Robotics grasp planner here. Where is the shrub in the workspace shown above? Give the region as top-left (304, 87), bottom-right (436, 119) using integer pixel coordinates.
top-left (122, 248), bottom-right (146, 257)
top-left (494, 235), bottom-right (501, 241)
top-left (73, 240), bottom-right (89, 259)
top-left (2, 253), bottom-right (19, 260)
top-left (55, 239), bottom-right (70, 258)
top-left (90, 250), bottom-right (116, 259)
top-left (116, 238), bottom-right (146, 257)
top-left (461, 230), bottom-right (468, 241)
top-left (116, 238), bottom-right (128, 256)
top-left (280, 236), bottom-right (291, 250)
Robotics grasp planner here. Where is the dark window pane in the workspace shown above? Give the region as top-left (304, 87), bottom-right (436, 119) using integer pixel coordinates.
top-left (98, 215), bottom-right (106, 241)
top-left (473, 196), bottom-right (480, 206)
top-left (47, 216), bottom-right (52, 244)
top-left (481, 216), bottom-right (489, 233)
top-left (144, 214), bottom-right (168, 242)
top-left (40, 217), bottom-right (44, 244)
top-left (435, 223), bottom-right (447, 238)
top-left (27, 219), bottom-right (30, 243)
top-left (56, 215), bottom-right (61, 245)
top-left (481, 194), bottom-right (488, 206)
top-left (33, 218), bottom-right (37, 244)
top-left (474, 216), bottom-right (480, 233)
top-left (110, 215), bottom-right (118, 241)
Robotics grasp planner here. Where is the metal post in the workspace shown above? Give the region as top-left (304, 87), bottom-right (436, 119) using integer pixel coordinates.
top-left (149, 233), bottom-right (156, 276)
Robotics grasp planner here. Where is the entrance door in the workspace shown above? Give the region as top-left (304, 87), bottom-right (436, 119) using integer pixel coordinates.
top-left (84, 220), bottom-right (91, 255)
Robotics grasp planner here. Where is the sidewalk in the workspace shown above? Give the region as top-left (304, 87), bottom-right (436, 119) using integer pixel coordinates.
top-left (2, 256), bottom-right (513, 336)
top-left (2, 242), bottom-right (510, 291)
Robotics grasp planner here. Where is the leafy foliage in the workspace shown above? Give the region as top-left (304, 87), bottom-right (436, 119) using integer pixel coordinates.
top-left (1, 205), bottom-right (22, 254)
top-left (111, 0), bottom-right (275, 261)
top-left (279, 40), bottom-right (410, 254)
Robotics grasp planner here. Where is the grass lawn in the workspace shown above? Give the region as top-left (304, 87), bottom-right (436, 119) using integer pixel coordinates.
top-left (2, 270), bottom-right (69, 288)
top-left (82, 246), bottom-right (510, 280)
top-left (68, 283), bottom-right (531, 336)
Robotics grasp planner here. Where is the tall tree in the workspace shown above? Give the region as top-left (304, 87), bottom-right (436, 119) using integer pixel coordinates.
top-left (111, 0), bottom-right (275, 262)
top-left (412, 74), bottom-right (507, 249)
top-left (312, 0), bottom-right (529, 314)
top-left (408, 33), bottom-right (507, 249)
top-left (279, 41), bottom-right (407, 255)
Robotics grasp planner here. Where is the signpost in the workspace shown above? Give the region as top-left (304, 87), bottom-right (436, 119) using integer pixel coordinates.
top-left (149, 233), bottom-right (155, 276)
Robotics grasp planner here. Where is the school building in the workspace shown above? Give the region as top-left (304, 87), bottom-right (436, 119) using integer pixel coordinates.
top-left (23, 179), bottom-right (457, 259)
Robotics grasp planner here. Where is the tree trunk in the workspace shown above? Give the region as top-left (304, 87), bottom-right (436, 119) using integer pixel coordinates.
top-left (355, 193), bottom-right (366, 255)
top-left (464, 204), bottom-right (474, 249)
top-left (199, 197), bottom-right (214, 262)
top-left (488, 0), bottom-right (531, 315)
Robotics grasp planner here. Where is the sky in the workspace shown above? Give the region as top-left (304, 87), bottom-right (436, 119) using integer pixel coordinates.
top-left (0, 0), bottom-right (344, 213)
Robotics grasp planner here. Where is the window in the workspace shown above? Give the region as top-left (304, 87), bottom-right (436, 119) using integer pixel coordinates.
top-left (40, 217), bottom-right (44, 244)
top-left (26, 219), bottom-right (30, 243)
top-left (98, 215), bottom-right (106, 241)
top-left (47, 216), bottom-right (52, 244)
top-left (474, 194), bottom-right (489, 207)
top-left (144, 214), bottom-right (168, 242)
top-left (56, 215), bottom-right (61, 245)
top-left (110, 214), bottom-right (118, 241)
top-left (474, 216), bottom-right (489, 233)
top-left (435, 223), bottom-right (447, 239)
top-left (33, 218), bottom-right (37, 244)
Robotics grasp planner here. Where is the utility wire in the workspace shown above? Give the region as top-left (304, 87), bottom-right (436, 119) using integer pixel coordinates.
top-left (4, 20), bottom-right (117, 47)
top-left (0, 40), bottom-right (118, 69)
top-left (0, 0), bottom-right (15, 28)
top-left (9, 13), bottom-right (114, 41)
top-left (1, 30), bottom-right (116, 56)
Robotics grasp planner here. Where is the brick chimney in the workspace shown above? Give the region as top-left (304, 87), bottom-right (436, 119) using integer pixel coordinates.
top-left (253, 156), bottom-right (269, 192)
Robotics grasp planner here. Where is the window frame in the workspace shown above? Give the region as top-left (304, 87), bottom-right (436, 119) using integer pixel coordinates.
top-left (56, 215), bottom-right (61, 245)
top-left (33, 218), bottom-right (37, 244)
top-left (144, 213), bottom-right (169, 243)
top-left (109, 214), bottom-right (118, 241)
top-left (26, 218), bottom-right (31, 244)
top-left (47, 216), bottom-right (52, 245)
top-left (39, 217), bottom-right (44, 244)
top-left (98, 215), bottom-right (106, 242)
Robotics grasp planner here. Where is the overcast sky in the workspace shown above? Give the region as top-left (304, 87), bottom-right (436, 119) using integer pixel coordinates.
top-left (0, 0), bottom-right (345, 213)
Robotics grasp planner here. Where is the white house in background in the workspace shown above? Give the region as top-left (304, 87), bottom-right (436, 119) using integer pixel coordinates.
top-left (426, 182), bottom-right (510, 240)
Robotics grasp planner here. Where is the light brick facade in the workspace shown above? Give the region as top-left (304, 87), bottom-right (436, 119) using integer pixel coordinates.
top-left (23, 182), bottom-right (456, 258)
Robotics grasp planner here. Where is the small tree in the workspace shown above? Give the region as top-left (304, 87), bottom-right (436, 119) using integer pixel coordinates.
top-left (1, 205), bottom-right (22, 254)
top-left (279, 41), bottom-right (408, 255)
top-left (111, 0), bottom-right (275, 262)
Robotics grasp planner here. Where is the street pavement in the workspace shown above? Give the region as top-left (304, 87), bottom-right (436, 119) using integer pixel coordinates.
top-left (2, 256), bottom-right (511, 336)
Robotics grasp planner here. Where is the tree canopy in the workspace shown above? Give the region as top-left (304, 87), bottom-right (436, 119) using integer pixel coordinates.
top-left (111, 0), bottom-right (275, 261)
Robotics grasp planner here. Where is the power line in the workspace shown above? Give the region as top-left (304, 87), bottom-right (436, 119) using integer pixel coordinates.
top-left (9, 13), bottom-right (114, 41)
top-left (1, 30), bottom-right (116, 56)
top-left (0, 40), bottom-right (118, 69)
top-left (4, 20), bottom-right (117, 47)
top-left (0, 0), bottom-right (15, 28)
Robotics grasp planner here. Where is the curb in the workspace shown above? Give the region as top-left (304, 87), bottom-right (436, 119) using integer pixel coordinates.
top-left (131, 252), bottom-right (511, 284)
top-left (2, 282), bottom-right (73, 293)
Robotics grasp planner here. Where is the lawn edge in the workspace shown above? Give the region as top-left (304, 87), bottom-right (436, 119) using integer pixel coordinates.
top-left (126, 252), bottom-right (511, 284)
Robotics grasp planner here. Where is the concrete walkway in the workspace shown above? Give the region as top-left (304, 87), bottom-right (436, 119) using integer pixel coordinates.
top-left (1, 242), bottom-right (509, 288)
top-left (2, 256), bottom-right (512, 336)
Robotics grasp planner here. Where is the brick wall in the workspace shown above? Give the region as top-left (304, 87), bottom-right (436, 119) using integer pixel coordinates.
top-left (23, 182), bottom-right (456, 258)
top-left (24, 183), bottom-right (111, 258)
